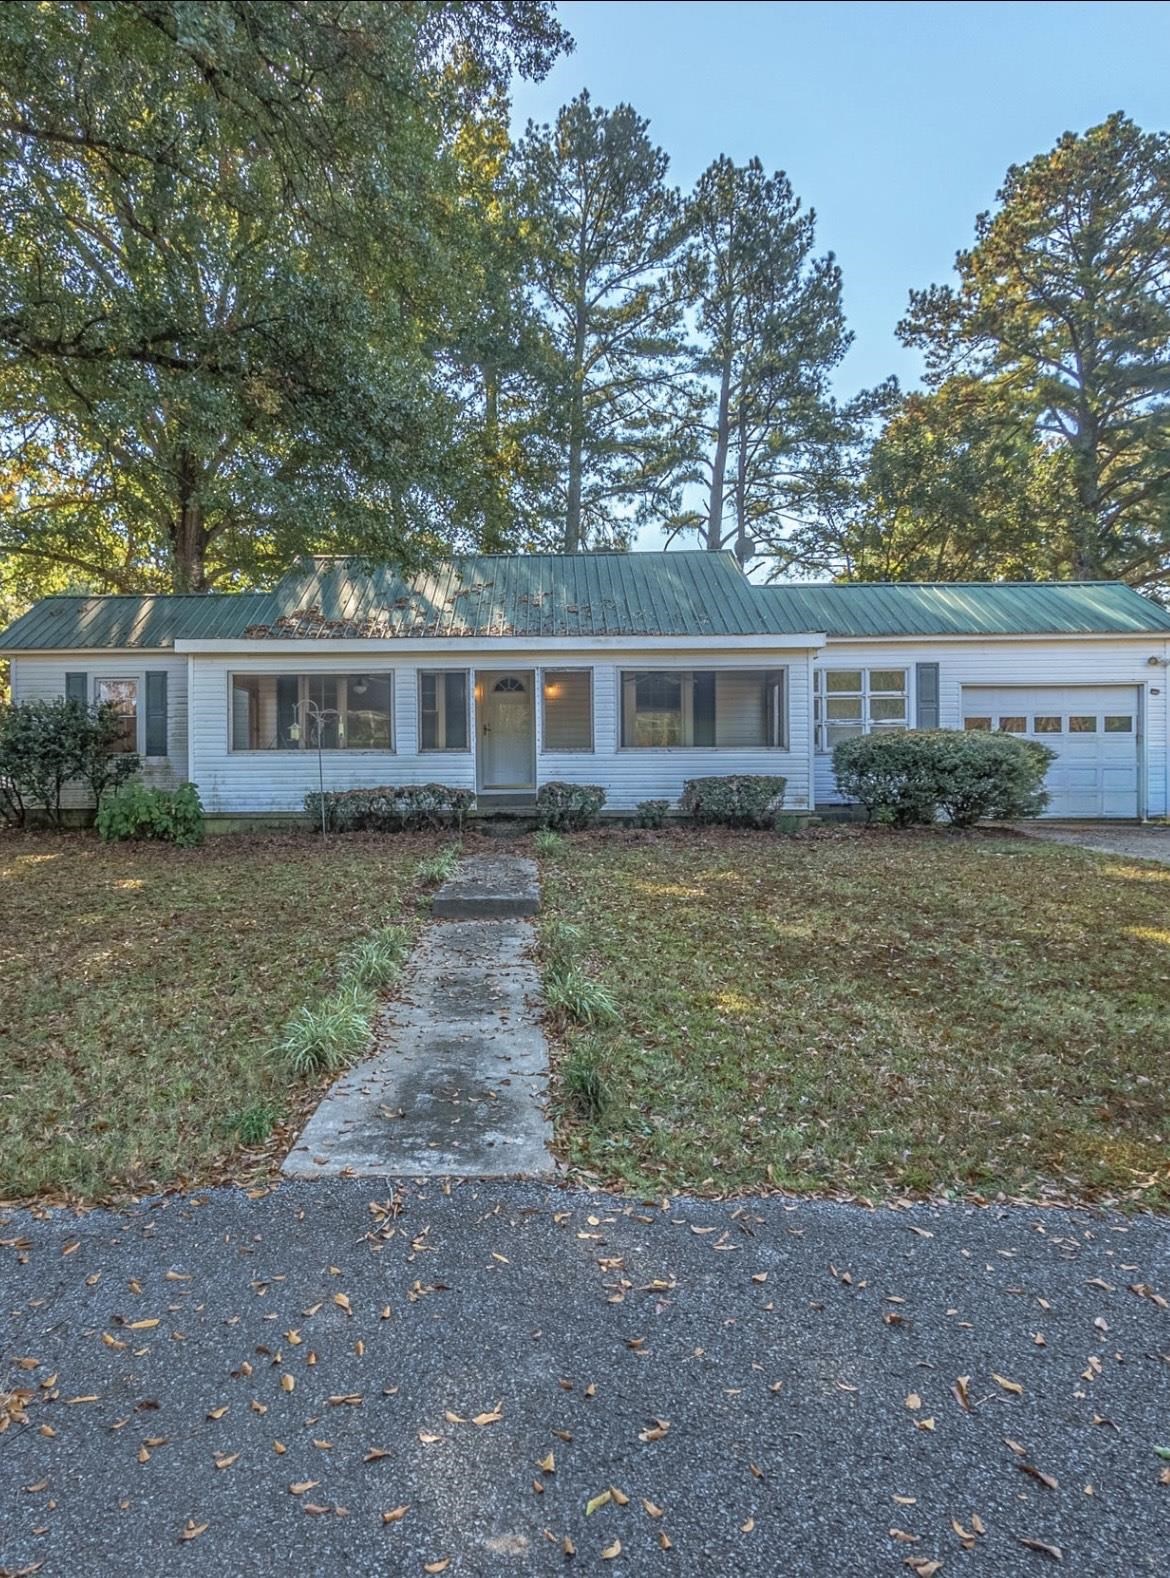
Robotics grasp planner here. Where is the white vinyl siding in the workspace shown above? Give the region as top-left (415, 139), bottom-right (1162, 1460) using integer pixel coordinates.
top-left (814, 640), bottom-right (1168, 819)
top-left (7, 654), bottom-right (188, 806)
top-left (186, 648), bottom-right (814, 814)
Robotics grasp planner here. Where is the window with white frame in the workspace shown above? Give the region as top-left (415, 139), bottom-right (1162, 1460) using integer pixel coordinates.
top-left (229, 674), bottom-right (393, 750)
top-left (95, 677), bottom-right (139, 753)
top-left (542, 669), bottom-right (593, 751)
top-left (620, 669), bottom-right (786, 749)
top-left (419, 670), bottom-right (469, 751)
top-left (813, 667), bottom-right (907, 752)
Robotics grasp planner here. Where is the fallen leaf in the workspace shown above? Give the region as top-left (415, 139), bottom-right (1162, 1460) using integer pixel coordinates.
top-left (537, 1452), bottom-right (555, 1474)
top-left (179, 1521), bottom-right (208, 1542)
top-left (1018, 1463), bottom-right (1059, 1491)
top-left (585, 1490), bottom-right (612, 1516)
top-left (741, 1517), bottom-right (755, 1533)
top-left (364, 1447), bottom-right (392, 1463)
top-left (127, 1318), bottom-right (160, 1331)
top-left (904, 1560), bottom-right (942, 1578)
top-left (472, 1406), bottom-right (503, 1426)
top-left (1016, 1536), bottom-right (1063, 1560)
top-left (418, 1431), bottom-right (442, 1445)
top-left (289, 1481), bottom-right (319, 1496)
top-left (992, 1373), bottom-right (1023, 1396)
top-left (905, 1393), bottom-right (922, 1411)
top-left (659, 1531), bottom-right (672, 1551)
top-left (1005, 1438), bottom-right (1027, 1456)
top-left (333, 1293), bottom-right (352, 1317)
top-left (600, 1541), bottom-right (621, 1560)
top-left (280, 1375), bottom-right (295, 1394)
top-left (642, 1499), bottom-right (664, 1518)
top-left (952, 1376), bottom-right (971, 1412)
top-left (890, 1528), bottom-right (920, 1543)
top-left (610, 1486), bottom-right (630, 1506)
top-left (563, 1535), bottom-right (576, 1557)
top-left (206, 1405), bottom-right (229, 1421)
top-left (214, 1453), bottom-right (239, 1470)
top-left (382, 1506), bottom-right (409, 1524)
top-left (638, 1419), bottom-right (670, 1442)
top-left (423, 1561), bottom-right (450, 1574)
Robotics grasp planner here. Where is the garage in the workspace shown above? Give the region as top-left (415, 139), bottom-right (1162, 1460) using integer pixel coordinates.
top-left (961, 685), bottom-right (1141, 819)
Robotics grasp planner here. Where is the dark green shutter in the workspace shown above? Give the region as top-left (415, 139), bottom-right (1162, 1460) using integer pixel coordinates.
top-left (144, 671), bottom-right (168, 756)
top-left (916, 662), bottom-right (940, 729)
top-left (692, 671), bottom-right (716, 746)
top-left (276, 676), bottom-right (300, 749)
top-left (65, 672), bottom-right (88, 706)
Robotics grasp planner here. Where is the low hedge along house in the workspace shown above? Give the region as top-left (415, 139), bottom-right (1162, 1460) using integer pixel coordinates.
top-left (3, 551), bottom-right (1170, 823)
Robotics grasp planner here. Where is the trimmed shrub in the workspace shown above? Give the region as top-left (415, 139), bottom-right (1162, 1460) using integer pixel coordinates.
top-left (634, 798), bottom-right (671, 828)
top-left (832, 732), bottom-right (939, 827)
top-left (680, 774), bottom-right (787, 828)
top-left (96, 781), bottom-right (204, 846)
top-left (536, 780), bottom-right (606, 830)
top-left (832, 729), bottom-right (1054, 828)
top-left (306, 783), bottom-right (475, 833)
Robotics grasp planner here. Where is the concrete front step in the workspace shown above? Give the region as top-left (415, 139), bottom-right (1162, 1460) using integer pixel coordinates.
top-left (431, 853), bottom-right (540, 919)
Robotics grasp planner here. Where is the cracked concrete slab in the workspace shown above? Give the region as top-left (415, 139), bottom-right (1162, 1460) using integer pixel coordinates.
top-left (283, 876), bottom-right (556, 1179)
top-left (431, 853), bottom-right (540, 917)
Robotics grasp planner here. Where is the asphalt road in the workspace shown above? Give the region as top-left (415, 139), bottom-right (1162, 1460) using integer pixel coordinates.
top-left (1, 1181), bottom-right (1167, 1576)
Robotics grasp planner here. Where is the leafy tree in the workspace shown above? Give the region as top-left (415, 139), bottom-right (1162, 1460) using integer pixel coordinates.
top-left (819, 381), bottom-right (1064, 581)
top-left (680, 156), bottom-right (853, 564)
top-left (900, 113), bottom-right (1170, 586)
top-left (0, 1), bottom-right (568, 593)
top-left (517, 93), bottom-right (694, 551)
top-left (0, 696), bottom-right (136, 825)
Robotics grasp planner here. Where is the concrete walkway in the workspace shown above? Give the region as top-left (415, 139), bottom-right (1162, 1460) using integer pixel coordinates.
top-left (283, 855), bottom-right (554, 1179)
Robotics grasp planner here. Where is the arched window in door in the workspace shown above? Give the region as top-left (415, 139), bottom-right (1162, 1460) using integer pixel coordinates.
top-left (493, 676), bottom-right (526, 693)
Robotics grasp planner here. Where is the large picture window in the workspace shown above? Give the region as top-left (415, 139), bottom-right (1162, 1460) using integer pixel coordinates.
top-left (230, 673), bottom-right (393, 751)
top-left (542, 669), bottom-right (593, 752)
top-left (814, 667), bottom-right (907, 752)
top-left (419, 670), bottom-right (469, 751)
top-left (620, 669), bottom-right (786, 749)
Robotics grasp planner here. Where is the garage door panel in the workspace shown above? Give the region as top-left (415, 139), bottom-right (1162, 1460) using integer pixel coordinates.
top-left (962, 684), bottom-right (1140, 819)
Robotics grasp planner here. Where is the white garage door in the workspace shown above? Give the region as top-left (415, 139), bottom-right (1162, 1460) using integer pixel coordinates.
top-left (961, 685), bottom-right (1140, 819)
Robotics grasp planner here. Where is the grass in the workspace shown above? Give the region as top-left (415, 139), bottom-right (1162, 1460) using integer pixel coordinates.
top-left (539, 828), bottom-right (1170, 1207)
top-left (533, 828), bottom-right (566, 858)
top-left (0, 829), bottom-right (440, 1201)
top-left (414, 840), bottom-right (463, 886)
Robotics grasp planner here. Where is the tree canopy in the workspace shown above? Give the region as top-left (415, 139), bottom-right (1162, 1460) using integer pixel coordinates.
top-left (0, 0), bottom-right (567, 593)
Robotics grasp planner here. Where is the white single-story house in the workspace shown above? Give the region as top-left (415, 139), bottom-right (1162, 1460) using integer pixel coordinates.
top-left (4, 550), bottom-right (1170, 821)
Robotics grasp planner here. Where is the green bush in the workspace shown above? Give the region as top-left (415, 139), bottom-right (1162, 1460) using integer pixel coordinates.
top-left (634, 798), bottom-right (671, 828)
top-left (0, 697), bottom-right (138, 826)
top-left (536, 780), bottom-right (606, 830)
top-left (305, 783), bottom-right (475, 832)
top-left (680, 774), bottom-right (787, 828)
top-left (831, 732), bottom-right (939, 827)
top-left (279, 982), bottom-right (374, 1075)
top-left (96, 781), bottom-right (204, 846)
top-left (832, 730), bottom-right (1054, 828)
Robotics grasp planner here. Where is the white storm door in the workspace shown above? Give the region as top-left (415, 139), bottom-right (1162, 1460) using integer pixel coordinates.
top-left (480, 672), bottom-right (535, 789)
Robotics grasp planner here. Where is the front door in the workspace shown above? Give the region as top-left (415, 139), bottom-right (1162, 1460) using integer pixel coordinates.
top-left (478, 671), bottom-right (535, 790)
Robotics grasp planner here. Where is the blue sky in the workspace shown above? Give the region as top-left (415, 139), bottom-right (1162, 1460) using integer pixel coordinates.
top-left (511, 0), bottom-right (1170, 398)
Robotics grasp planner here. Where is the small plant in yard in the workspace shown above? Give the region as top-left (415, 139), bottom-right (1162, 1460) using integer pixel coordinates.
top-left (563, 1044), bottom-right (609, 1120)
top-left (96, 781), bottom-right (204, 846)
top-left (342, 925), bottom-right (410, 989)
top-left (232, 1100), bottom-right (280, 1146)
top-left (414, 841), bottom-right (461, 885)
top-left (279, 982), bottom-right (375, 1076)
top-left (541, 917), bottom-right (582, 970)
top-left (534, 827), bottom-right (565, 858)
top-left (634, 798), bottom-right (671, 828)
top-left (545, 962), bottom-right (618, 1027)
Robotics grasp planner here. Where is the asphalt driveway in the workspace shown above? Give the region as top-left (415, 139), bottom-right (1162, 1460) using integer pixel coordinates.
top-left (1, 1181), bottom-right (1167, 1576)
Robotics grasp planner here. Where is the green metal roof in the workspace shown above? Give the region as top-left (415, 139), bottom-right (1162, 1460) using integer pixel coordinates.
top-left (754, 579), bottom-right (1170, 637)
top-left (0, 591), bottom-right (275, 651)
top-left (3, 554), bottom-right (1170, 649)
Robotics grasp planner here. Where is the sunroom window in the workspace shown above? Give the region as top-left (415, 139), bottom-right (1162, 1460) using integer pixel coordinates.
top-left (230, 674), bottom-right (393, 750)
top-left (620, 670), bottom-right (786, 749)
top-left (814, 667), bottom-right (907, 752)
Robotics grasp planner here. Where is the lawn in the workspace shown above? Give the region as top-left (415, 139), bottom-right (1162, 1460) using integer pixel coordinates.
top-left (539, 829), bottom-right (1170, 1208)
top-left (0, 830), bottom-right (444, 1201)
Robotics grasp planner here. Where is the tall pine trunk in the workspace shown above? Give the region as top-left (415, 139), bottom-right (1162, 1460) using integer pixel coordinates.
top-left (706, 347), bottom-right (733, 550)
